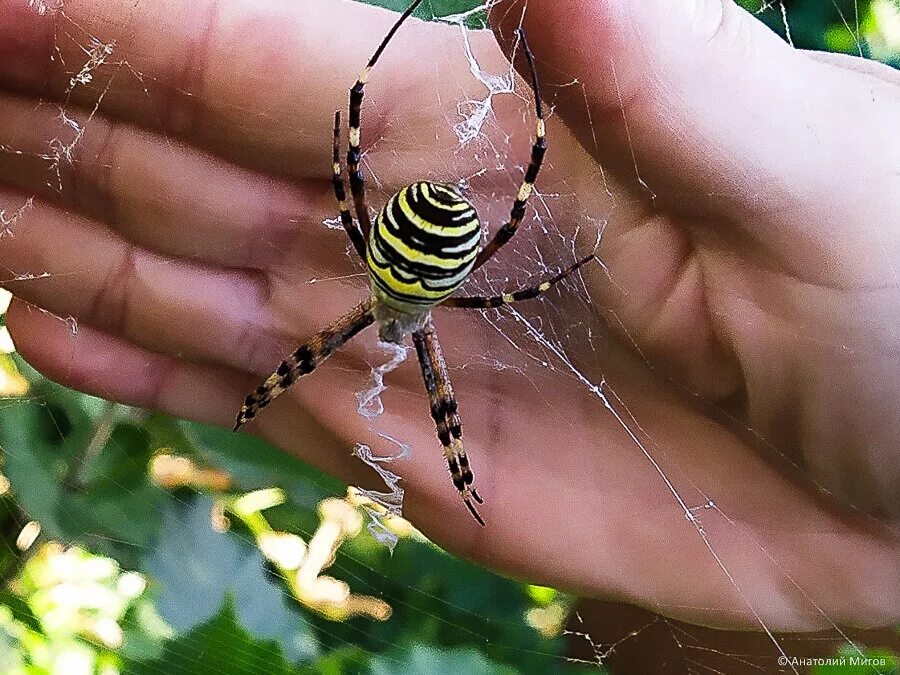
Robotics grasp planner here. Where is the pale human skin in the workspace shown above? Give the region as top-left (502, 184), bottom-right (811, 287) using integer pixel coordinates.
top-left (1, 0), bottom-right (898, 631)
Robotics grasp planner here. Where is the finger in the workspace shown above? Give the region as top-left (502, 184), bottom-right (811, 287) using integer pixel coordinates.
top-left (0, 92), bottom-right (339, 271)
top-left (5, 297), bottom-right (366, 487)
top-left (0, 0), bottom-right (465, 178)
top-left (0, 188), bottom-right (360, 377)
top-left (489, 0), bottom-right (900, 227)
top-left (6, 296), bottom-right (241, 427)
top-left (2, 0), bottom-right (342, 175)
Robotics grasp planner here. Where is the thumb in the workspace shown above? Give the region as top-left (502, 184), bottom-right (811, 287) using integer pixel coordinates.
top-left (489, 0), bottom-right (896, 223)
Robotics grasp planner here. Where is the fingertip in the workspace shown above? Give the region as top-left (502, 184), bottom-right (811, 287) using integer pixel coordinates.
top-left (488, 0), bottom-right (622, 82)
top-left (8, 298), bottom-right (153, 405)
top-left (6, 298), bottom-right (242, 428)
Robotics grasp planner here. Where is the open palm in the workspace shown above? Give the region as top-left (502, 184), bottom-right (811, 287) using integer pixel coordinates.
top-left (2, 0), bottom-right (897, 630)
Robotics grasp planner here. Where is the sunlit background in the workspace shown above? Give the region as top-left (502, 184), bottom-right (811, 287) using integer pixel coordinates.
top-left (1, 0), bottom-right (899, 673)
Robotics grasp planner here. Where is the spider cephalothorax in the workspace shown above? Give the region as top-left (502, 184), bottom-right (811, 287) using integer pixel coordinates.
top-left (233, 0), bottom-right (595, 525)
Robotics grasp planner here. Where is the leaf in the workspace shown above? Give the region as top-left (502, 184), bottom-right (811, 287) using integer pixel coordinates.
top-left (813, 645), bottom-right (899, 675)
top-left (119, 597), bottom-right (176, 663)
top-left (0, 371), bottom-right (168, 569)
top-left (370, 644), bottom-right (518, 675)
top-left (0, 589), bottom-right (43, 634)
top-left (355, 0), bottom-right (487, 28)
top-left (301, 646), bottom-right (372, 675)
top-left (184, 422), bottom-right (342, 514)
top-left (123, 596), bottom-right (297, 675)
top-left (143, 494), bottom-right (319, 665)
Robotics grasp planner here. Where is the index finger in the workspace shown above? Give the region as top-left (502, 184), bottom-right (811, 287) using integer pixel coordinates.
top-left (0, 0), bottom-right (464, 178)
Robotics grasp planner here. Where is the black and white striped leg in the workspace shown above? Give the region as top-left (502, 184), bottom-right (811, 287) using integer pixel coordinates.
top-left (347, 0), bottom-right (425, 241)
top-left (233, 298), bottom-right (376, 432)
top-left (412, 322), bottom-right (485, 526)
top-left (332, 110), bottom-right (367, 259)
top-left (443, 255), bottom-right (597, 309)
top-left (475, 29), bottom-right (546, 270)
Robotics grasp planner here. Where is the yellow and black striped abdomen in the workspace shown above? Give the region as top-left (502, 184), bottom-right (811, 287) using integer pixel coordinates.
top-left (368, 181), bottom-right (481, 313)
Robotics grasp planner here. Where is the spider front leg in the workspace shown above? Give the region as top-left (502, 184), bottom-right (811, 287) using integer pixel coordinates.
top-left (332, 110), bottom-right (366, 259)
top-left (348, 0), bottom-right (425, 240)
top-left (474, 29), bottom-right (546, 270)
top-left (443, 254), bottom-right (597, 309)
top-left (412, 322), bottom-right (485, 526)
top-left (233, 298), bottom-right (376, 431)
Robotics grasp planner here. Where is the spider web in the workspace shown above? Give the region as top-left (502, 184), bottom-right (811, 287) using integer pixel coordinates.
top-left (0, 0), bottom-right (898, 673)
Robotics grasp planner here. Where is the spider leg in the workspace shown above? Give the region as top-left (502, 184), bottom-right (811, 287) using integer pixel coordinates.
top-left (412, 321), bottom-right (485, 526)
top-left (475, 29), bottom-right (546, 270)
top-left (332, 110), bottom-right (367, 259)
top-left (443, 255), bottom-right (597, 309)
top-left (348, 0), bottom-right (425, 241)
top-left (233, 298), bottom-right (376, 432)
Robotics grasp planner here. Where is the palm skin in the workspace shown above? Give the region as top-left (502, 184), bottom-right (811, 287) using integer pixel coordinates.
top-left (1, 0), bottom-right (897, 632)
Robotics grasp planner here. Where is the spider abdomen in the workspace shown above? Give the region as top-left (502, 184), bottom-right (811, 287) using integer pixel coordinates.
top-left (367, 181), bottom-right (481, 314)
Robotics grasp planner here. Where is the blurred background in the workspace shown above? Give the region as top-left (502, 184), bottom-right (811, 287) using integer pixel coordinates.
top-left (1, 1), bottom-right (898, 673)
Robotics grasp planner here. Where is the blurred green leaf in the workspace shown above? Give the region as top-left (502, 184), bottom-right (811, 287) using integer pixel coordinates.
top-left (370, 644), bottom-right (518, 675)
top-left (123, 595), bottom-right (297, 675)
top-left (0, 494), bottom-right (25, 580)
top-left (301, 645), bottom-right (372, 675)
top-left (0, 590), bottom-right (42, 634)
top-left (0, 364), bottom-right (167, 569)
top-left (312, 531), bottom-right (566, 672)
top-left (119, 597), bottom-right (176, 663)
top-left (736, 0), bottom-right (900, 66)
top-left (813, 644), bottom-right (899, 674)
top-left (825, 24), bottom-right (864, 52)
top-left (143, 494), bottom-right (319, 665)
top-left (357, 0), bottom-right (486, 28)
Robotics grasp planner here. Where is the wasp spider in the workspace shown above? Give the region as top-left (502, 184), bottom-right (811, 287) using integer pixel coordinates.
top-left (234, 0), bottom-right (596, 525)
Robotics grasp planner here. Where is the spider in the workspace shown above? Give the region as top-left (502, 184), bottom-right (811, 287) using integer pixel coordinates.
top-left (233, 0), bottom-right (595, 525)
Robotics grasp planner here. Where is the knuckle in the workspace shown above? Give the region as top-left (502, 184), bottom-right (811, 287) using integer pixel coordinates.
top-left (88, 240), bottom-right (138, 335)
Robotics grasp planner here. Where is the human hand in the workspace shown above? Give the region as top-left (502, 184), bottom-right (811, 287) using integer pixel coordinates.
top-left (2, 0), bottom-right (897, 631)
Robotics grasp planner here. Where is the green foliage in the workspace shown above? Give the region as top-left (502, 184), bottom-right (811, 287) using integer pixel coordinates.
top-left (369, 644), bottom-right (519, 675)
top-left (0, 366), bottom-right (168, 569)
top-left (361, 0), bottom-right (487, 28)
top-left (144, 494), bottom-right (319, 663)
top-left (812, 644), bottom-right (899, 674)
top-left (0, 590), bottom-right (42, 634)
top-left (737, 0), bottom-right (900, 67)
top-left (123, 597), bottom-right (297, 675)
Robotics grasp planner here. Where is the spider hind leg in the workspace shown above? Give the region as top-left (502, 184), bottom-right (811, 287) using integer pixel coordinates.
top-left (443, 431), bottom-right (484, 526)
top-left (414, 323), bottom-right (485, 526)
